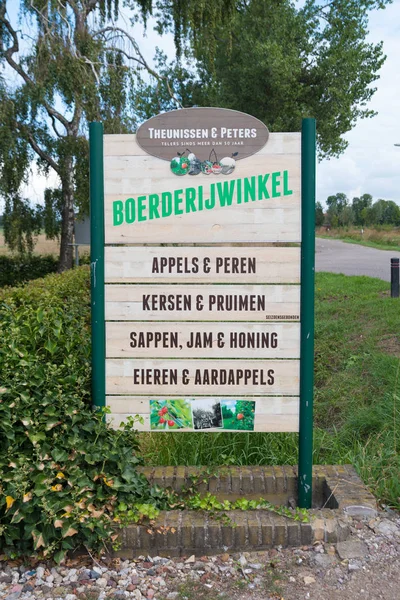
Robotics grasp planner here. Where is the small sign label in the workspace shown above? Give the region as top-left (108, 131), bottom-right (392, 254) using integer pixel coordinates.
top-left (136, 107), bottom-right (269, 162)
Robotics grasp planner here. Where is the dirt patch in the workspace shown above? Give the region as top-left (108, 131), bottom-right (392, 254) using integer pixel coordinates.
top-left (0, 232), bottom-right (60, 256)
top-left (0, 512), bottom-right (399, 600)
top-left (378, 335), bottom-right (400, 357)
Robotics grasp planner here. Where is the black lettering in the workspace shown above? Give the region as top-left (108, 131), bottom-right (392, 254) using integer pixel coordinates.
top-left (130, 332), bottom-right (137, 348)
top-left (248, 257), bottom-right (256, 273)
top-left (192, 257), bottom-right (199, 273)
top-left (142, 295), bottom-right (151, 310)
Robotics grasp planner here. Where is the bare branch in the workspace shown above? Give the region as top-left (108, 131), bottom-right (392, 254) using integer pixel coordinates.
top-left (16, 123), bottom-right (61, 174)
top-left (94, 26), bottom-right (183, 108)
top-left (56, 0), bottom-right (74, 50)
top-left (50, 114), bottom-right (64, 138)
top-left (83, 56), bottom-right (101, 84)
top-left (84, 0), bottom-right (100, 17)
top-left (0, 4), bottom-right (71, 130)
top-left (70, 104), bottom-right (82, 135)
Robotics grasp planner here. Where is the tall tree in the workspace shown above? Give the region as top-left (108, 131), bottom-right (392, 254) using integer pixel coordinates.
top-left (0, 0), bottom-right (235, 270)
top-left (315, 201), bottom-right (325, 227)
top-left (352, 193), bottom-right (373, 225)
top-left (0, 1), bottom-right (136, 269)
top-left (368, 199), bottom-right (400, 225)
top-left (188, 0), bottom-right (388, 159)
top-left (326, 192), bottom-right (350, 227)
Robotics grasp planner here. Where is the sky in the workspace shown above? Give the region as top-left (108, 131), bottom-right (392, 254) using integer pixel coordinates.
top-left (8, 0), bottom-right (400, 209)
top-left (317, 0), bottom-right (400, 206)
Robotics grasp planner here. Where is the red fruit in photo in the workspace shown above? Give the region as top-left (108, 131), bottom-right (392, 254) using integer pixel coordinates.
top-left (161, 406), bottom-right (168, 414)
top-left (167, 420), bottom-right (175, 427)
top-left (237, 413), bottom-right (244, 420)
top-left (158, 409), bottom-right (164, 416)
top-left (159, 417), bottom-right (166, 424)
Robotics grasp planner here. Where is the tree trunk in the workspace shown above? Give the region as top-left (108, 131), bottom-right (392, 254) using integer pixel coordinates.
top-left (58, 166), bottom-right (75, 272)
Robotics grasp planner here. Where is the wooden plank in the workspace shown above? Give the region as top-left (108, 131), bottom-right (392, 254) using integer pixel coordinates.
top-left (103, 138), bottom-right (301, 243)
top-left (105, 396), bottom-right (299, 432)
top-left (105, 359), bottom-right (299, 395)
top-left (104, 153), bottom-right (300, 195)
top-left (106, 322), bottom-right (300, 359)
top-left (104, 246), bottom-right (300, 284)
top-left (105, 284), bottom-right (300, 322)
top-left (104, 132), bottom-right (301, 157)
top-left (106, 412), bottom-right (299, 432)
top-left (106, 395), bottom-right (299, 415)
top-left (105, 206), bottom-right (300, 244)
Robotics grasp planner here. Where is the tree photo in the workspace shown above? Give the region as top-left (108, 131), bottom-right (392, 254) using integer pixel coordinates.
top-left (150, 399), bottom-right (192, 430)
top-left (220, 399), bottom-right (256, 431)
top-left (192, 399), bottom-right (223, 430)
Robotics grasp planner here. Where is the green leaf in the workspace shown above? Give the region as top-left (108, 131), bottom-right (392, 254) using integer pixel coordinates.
top-left (53, 550), bottom-right (66, 564)
top-left (44, 339), bottom-right (58, 355)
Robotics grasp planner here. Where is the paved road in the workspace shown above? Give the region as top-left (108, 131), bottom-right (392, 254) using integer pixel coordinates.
top-left (316, 237), bottom-right (400, 282)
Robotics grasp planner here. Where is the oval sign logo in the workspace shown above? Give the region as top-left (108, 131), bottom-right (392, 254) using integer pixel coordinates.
top-left (136, 107), bottom-right (269, 163)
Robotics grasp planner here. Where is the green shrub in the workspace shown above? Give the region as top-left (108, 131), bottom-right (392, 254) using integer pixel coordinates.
top-left (0, 255), bottom-right (58, 287)
top-left (0, 268), bottom-right (164, 561)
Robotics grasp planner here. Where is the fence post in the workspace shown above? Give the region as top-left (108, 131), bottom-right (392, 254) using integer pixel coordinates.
top-left (391, 258), bottom-right (399, 298)
top-left (89, 122), bottom-right (105, 409)
top-left (298, 118), bottom-right (316, 508)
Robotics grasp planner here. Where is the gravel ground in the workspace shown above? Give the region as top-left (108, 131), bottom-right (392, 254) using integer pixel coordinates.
top-left (1, 511), bottom-right (400, 600)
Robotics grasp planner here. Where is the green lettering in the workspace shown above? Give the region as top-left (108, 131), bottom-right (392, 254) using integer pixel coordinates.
top-left (258, 174), bottom-right (270, 200)
top-left (125, 198), bottom-right (136, 224)
top-left (162, 192), bottom-right (172, 217)
top-left (244, 176), bottom-right (256, 203)
top-left (216, 180), bottom-right (235, 207)
top-left (148, 194), bottom-right (160, 220)
top-left (237, 178), bottom-right (242, 204)
top-left (272, 172), bottom-right (281, 197)
top-left (205, 184), bottom-right (216, 210)
top-left (174, 189), bottom-right (184, 215)
top-left (185, 188), bottom-right (197, 213)
top-left (283, 170), bottom-right (293, 195)
top-left (113, 200), bottom-right (124, 226)
top-left (137, 195), bottom-right (147, 221)
top-left (198, 186), bottom-right (204, 211)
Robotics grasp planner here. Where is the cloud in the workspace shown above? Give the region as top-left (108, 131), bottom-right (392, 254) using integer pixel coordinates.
top-left (318, 1), bottom-right (400, 206)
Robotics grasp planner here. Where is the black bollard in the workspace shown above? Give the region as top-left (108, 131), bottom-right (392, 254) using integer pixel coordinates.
top-left (391, 258), bottom-right (399, 298)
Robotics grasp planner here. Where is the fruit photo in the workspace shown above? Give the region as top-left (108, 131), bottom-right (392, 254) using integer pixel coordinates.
top-left (150, 399), bottom-right (193, 430)
top-left (220, 399), bottom-right (256, 431)
top-left (191, 398), bottom-right (223, 430)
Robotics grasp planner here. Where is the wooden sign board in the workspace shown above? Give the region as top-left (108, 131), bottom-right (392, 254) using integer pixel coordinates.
top-left (106, 359), bottom-right (299, 395)
top-left (106, 396), bottom-right (299, 433)
top-left (105, 246), bottom-right (300, 284)
top-left (104, 131), bottom-right (301, 244)
top-left (106, 322), bottom-right (300, 359)
top-left (91, 110), bottom-right (307, 434)
top-left (105, 284), bottom-right (300, 322)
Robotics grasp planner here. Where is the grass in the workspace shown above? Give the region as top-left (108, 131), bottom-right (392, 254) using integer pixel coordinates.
top-left (139, 272), bottom-right (400, 509)
top-left (317, 226), bottom-right (400, 252)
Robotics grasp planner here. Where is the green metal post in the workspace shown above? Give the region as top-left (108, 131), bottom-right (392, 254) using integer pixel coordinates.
top-left (89, 122), bottom-right (105, 409)
top-left (298, 118), bottom-right (316, 508)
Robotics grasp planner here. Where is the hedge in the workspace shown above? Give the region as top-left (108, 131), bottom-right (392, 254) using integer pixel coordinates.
top-left (0, 255), bottom-right (58, 287)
